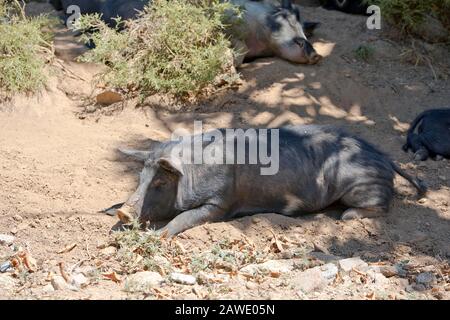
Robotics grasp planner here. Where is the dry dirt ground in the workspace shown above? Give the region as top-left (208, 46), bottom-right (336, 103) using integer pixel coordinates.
top-left (0, 2), bottom-right (449, 300)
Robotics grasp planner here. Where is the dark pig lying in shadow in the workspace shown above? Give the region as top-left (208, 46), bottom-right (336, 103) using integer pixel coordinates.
top-left (105, 125), bottom-right (426, 237)
top-left (403, 108), bottom-right (450, 161)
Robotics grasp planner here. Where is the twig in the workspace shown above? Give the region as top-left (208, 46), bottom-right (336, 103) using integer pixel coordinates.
top-left (58, 262), bottom-right (70, 282)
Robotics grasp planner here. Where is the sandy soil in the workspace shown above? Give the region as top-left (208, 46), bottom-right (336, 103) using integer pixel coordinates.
top-left (0, 2), bottom-right (449, 300)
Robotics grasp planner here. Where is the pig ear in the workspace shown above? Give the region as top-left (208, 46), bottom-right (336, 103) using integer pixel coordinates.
top-left (118, 148), bottom-right (151, 162)
top-left (281, 0), bottom-right (293, 10)
top-left (303, 21), bottom-right (320, 37)
top-left (158, 157), bottom-right (184, 176)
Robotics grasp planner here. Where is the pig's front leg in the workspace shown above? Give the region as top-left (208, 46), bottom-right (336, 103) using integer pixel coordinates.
top-left (158, 204), bottom-right (226, 237)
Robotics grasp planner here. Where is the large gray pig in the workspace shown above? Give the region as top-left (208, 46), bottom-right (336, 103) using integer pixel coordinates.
top-left (108, 125), bottom-right (426, 237)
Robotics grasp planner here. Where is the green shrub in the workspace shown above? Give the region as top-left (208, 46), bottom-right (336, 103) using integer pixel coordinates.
top-left (366, 0), bottom-right (450, 34)
top-left (77, 0), bottom-right (241, 99)
top-left (0, 0), bottom-right (54, 97)
top-left (354, 45), bottom-right (375, 61)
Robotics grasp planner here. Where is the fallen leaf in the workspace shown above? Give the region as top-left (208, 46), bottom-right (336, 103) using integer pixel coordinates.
top-left (57, 243), bottom-right (77, 254)
top-left (103, 271), bottom-right (122, 283)
top-left (366, 292), bottom-right (375, 300)
top-left (270, 271), bottom-right (281, 278)
top-left (58, 262), bottom-right (70, 282)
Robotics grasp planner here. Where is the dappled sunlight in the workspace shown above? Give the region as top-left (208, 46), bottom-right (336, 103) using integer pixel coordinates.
top-left (313, 41), bottom-right (336, 58)
top-left (390, 115), bottom-right (411, 133)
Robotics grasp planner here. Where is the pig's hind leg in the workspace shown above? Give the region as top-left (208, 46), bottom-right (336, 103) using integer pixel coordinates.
top-left (339, 183), bottom-right (392, 220)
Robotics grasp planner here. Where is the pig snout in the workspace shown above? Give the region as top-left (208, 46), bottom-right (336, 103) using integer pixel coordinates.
top-left (296, 38), bottom-right (322, 65)
top-left (279, 38), bottom-right (322, 65)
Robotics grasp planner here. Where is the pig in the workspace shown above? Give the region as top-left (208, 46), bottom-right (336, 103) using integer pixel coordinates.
top-left (100, 0), bottom-right (150, 27)
top-left (229, 0), bottom-right (322, 66)
top-left (108, 125), bottom-right (426, 237)
top-left (50, 0), bottom-right (106, 15)
top-left (50, 0), bottom-right (149, 27)
top-left (402, 108), bottom-right (450, 161)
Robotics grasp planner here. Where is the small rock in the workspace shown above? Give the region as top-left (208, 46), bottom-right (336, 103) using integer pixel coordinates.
top-left (42, 283), bottom-right (55, 293)
top-left (100, 246), bottom-right (117, 258)
top-left (308, 252), bottom-right (341, 264)
top-left (246, 282), bottom-right (258, 290)
top-left (338, 257), bottom-right (368, 273)
top-left (0, 274), bottom-right (16, 292)
top-left (13, 215), bottom-right (23, 222)
top-left (170, 272), bottom-right (197, 285)
top-left (240, 260), bottom-right (293, 275)
top-left (196, 272), bottom-right (230, 285)
top-left (96, 90), bottom-right (123, 106)
top-left (0, 261), bottom-right (13, 273)
top-left (416, 272), bottom-right (436, 287)
top-left (374, 273), bottom-right (389, 285)
top-left (294, 263), bottom-right (338, 293)
top-left (51, 275), bottom-right (68, 291)
top-left (320, 263), bottom-right (339, 281)
top-left (153, 255), bottom-right (170, 266)
top-left (412, 283), bottom-right (427, 292)
top-left (124, 271), bottom-right (163, 292)
top-left (0, 234), bottom-right (15, 245)
top-left (75, 266), bottom-right (97, 277)
top-left (380, 265), bottom-right (398, 278)
top-left (70, 273), bottom-right (89, 289)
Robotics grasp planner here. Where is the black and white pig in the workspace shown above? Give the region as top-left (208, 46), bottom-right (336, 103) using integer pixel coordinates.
top-left (107, 125), bottom-right (426, 237)
top-left (230, 0), bottom-right (322, 65)
top-left (402, 108), bottom-right (450, 161)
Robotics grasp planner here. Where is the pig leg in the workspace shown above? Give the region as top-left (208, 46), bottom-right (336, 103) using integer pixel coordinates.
top-left (341, 208), bottom-right (385, 220)
top-left (158, 204), bottom-right (226, 237)
top-left (101, 203), bottom-right (125, 216)
top-left (340, 183), bottom-right (391, 220)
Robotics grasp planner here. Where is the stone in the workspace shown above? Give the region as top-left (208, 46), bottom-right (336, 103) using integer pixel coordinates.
top-left (380, 265), bottom-right (398, 278)
top-left (75, 266), bottom-right (97, 277)
top-left (124, 271), bottom-right (163, 292)
top-left (100, 246), bottom-right (117, 258)
top-left (13, 215), bottom-right (23, 222)
top-left (374, 273), bottom-right (389, 285)
top-left (338, 257), bottom-right (368, 273)
top-left (196, 272), bottom-right (230, 285)
top-left (0, 234), bottom-right (15, 245)
top-left (246, 282), bottom-right (258, 290)
top-left (96, 90), bottom-right (123, 106)
top-left (416, 272), bottom-right (436, 287)
top-left (51, 275), bottom-right (69, 291)
top-left (170, 272), bottom-right (197, 285)
top-left (70, 273), bottom-right (90, 289)
top-left (42, 283), bottom-right (55, 293)
top-left (240, 260), bottom-right (293, 275)
top-left (0, 274), bottom-right (16, 292)
top-left (153, 255), bottom-right (171, 267)
top-left (308, 252), bottom-right (341, 264)
top-left (294, 263), bottom-right (338, 293)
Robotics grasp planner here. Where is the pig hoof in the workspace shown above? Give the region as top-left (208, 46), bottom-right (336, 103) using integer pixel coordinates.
top-left (117, 209), bottom-right (134, 224)
top-left (341, 209), bottom-right (360, 220)
top-left (341, 208), bottom-right (384, 220)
